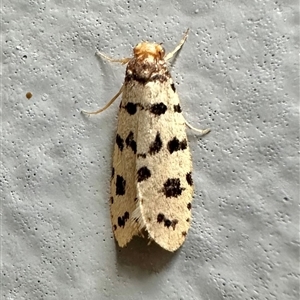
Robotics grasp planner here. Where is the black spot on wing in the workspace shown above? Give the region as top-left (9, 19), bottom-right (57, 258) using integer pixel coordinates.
top-left (157, 214), bottom-right (179, 230)
top-left (186, 172), bottom-right (193, 186)
top-left (137, 153), bottom-right (147, 159)
top-left (111, 167), bottom-right (115, 179)
top-left (118, 211), bottom-right (130, 227)
top-left (149, 132), bottom-right (163, 155)
top-left (173, 104), bottom-right (182, 113)
top-left (171, 219), bottom-right (178, 230)
top-left (116, 175), bottom-right (126, 195)
top-left (182, 231), bottom-right (187, 237)
top-left (170, 83), bottom-right (176, 92)
top-left (110, 197), bottom-right (114, 204)
top-left (125, 131), bottom-right (137, 154)
top-left (167, 137), bottom-right (187, 154)
top-left (187, 203), bottom-right (192, 210)
top-left (157, 213), bottom-right (164, 223)
top-left (149, 103), bottom-right (167, 116)
top-left (124, 102), bottom-right (137, 115)
top-left (116, 134), bottom-right (124, 151)
top-left (164, 219), bottom-right (171, 228)
top-left (137, 166), bottom-right (151, 182)
top-left (162, 178), bottom-right (185, 198)
top-left (113, 225), bottom-right (117, 231)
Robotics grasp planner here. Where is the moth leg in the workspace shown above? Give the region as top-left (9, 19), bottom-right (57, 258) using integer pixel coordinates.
top-left (185, 120), bottom-right (211, 136)
top-left (96, 51), bottom-right (131, 65)
top-left (81, 84), bottom-right (124, 115)
top-left (165, 29), bottom-right (189, 61)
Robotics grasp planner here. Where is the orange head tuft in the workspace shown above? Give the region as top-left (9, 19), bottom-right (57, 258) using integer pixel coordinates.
top-left (133, 42), bottom-right (165, 61)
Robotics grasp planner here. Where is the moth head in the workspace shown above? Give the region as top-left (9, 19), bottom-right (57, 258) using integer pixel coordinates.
top-left (133, 42), bottom-right (165, 61)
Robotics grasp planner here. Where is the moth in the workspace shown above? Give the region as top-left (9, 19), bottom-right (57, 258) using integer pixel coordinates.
top-left (83, 29), bottom-right (210, 252)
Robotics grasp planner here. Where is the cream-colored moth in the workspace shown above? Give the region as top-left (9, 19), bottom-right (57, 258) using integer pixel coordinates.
top-left (83, 29), bottom-right (210, 252)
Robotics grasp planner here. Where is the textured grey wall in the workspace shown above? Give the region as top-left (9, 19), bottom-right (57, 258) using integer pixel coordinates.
top-left (2, 1), bottom-right (299, 299)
